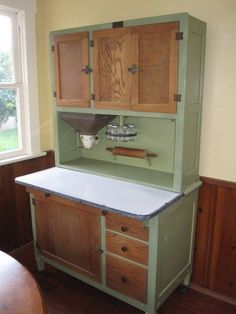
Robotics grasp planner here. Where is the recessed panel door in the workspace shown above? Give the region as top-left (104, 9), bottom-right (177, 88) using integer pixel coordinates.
top-left (54, 32), bottom-right (90, 107)
top-left (34, 196), bottom-right (102, 282)
top-left (93, 27), bottom-right (131, 109)
top-left (131, 22), bottom-right (179, 113)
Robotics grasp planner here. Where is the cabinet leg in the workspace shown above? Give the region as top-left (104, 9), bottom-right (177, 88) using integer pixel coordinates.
top-left (183, 272), bottom-right (191, 287)
top-left (36, 257), bottom-right (45, 271)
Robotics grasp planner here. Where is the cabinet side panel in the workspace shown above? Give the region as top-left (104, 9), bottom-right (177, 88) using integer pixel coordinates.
top-left (158, 192), bottom-right (197, 294)
top-left (57, 115), bottom-right (80, 163)
top-left (182, 18), bottom-right (206, 190)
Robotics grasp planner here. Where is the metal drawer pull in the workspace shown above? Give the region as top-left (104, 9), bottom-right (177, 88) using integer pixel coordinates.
top-left (80, 65), bottom-right (92, 74)
top-left (121, 276), bottom-right (128, 283)
top-left (121, 246), bottom-right (128, 252)
top-left (121, 226), bottom-right (128, 232)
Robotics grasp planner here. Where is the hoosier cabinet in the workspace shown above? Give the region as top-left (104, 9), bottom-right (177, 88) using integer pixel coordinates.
top-left (16, 13), bottom-right (206, 314)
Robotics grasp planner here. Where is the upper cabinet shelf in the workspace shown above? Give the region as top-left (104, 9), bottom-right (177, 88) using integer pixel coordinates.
top-left (53, 21), bottom-right (180, 113)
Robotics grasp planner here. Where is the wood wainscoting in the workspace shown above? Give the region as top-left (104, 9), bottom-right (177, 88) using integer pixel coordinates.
top-left (0, 151), bottom-right (55, 252)
top-left (192, 176), bottom-right (236, 300)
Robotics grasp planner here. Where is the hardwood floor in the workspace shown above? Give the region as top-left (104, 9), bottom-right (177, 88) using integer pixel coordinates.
top-left (11, 244), bottom-right (236, 314)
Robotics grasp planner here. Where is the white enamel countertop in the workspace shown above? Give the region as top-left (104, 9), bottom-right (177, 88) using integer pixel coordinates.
top-left (15, 167), bottom-right (183, 219)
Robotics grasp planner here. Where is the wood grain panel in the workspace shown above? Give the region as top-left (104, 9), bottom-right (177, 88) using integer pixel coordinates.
top-left (106, 212), bottom-right (149, 241)
top-left (191, 183), bottom-right (217, 286)
top-left (93, 27), bottom-right (131, 109)
top-left (192, 177), bottom-right (236, 299)
top-left (208, 187), bottom-right (236, 298)
top-left (106, 253), bottom-right (147, 303)
top-left (0, 151), bottom-right (55, 252)
top-left (131, 22), bottom-right (179, 113)
top-left (54, 32), bottom-right (90, 107)
top-left (0, 165), bottom-right (17, 251)
top-left (34, 197), bottom-right (102, 282)
top-left (106, 230), bottom-right (148, 265)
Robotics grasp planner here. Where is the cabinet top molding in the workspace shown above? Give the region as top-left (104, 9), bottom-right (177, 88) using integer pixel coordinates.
top-left (50, 12), bottom-right (203, 36)
top-left (15, 167), bottom-right (183, 220)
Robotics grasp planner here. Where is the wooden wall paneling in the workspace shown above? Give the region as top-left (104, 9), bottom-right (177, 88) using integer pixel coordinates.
top-left (208, 186), bottom-right (236, 299)
top-left (191, 182), bottom-right (217, 286)
top-left (0, 165), bottom-right (18, 251)
top-left (0, 151), bottom-right (55, 253)
top-left (192, 177), bottom-right (236, 300)
top-left (13, 159), bottom-right (39, 246)
top-left (37, 150), bottom-right (55, 171)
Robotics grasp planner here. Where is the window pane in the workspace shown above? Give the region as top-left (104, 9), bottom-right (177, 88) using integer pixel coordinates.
top-left (0, 88), bottom-right (20, 153)
top-left (0, 15), bottom-right (14, 83)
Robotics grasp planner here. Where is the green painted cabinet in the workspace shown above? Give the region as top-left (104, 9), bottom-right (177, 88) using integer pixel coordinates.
top-left (28, 12), bottom-right (206, 314)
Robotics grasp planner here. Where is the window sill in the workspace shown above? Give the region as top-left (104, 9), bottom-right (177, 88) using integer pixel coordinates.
top-left (0, 152), bottom-right (47, 166)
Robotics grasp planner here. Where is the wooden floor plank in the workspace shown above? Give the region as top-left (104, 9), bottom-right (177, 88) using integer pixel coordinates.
top-left (11, 243), bottom-right (236, 314)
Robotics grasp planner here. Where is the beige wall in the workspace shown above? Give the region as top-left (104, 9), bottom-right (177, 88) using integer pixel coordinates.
top-left (36, 0), bottom-right (236, 182)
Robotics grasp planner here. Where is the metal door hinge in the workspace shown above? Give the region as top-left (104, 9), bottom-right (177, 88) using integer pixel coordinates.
top-left (91, 93), bottom-right (95, 101)
top-left (32, 198), bottom-right (36, 206)
top-left (176, 32), bottom-right (184, 40)
top-left (53, 91), bottom-right (57, 97)
top-left (90, 40), bottom-right (94, 47)
top-left (51, 45), bottom-right (55, 52)
top-left (112, 21), bottom-right (124, 28)
top-left (174, 94), bottom-right (182, 102)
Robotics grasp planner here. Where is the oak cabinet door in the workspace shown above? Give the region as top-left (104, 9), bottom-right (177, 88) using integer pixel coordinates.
top-left (131, 22), bottom-right (179, 113)
top-left (53, 32), bottom-right (90, 107)
top-left (93, 28), bottom-right (131, 109)
top-left (34, 197), bottom-right (101, 282)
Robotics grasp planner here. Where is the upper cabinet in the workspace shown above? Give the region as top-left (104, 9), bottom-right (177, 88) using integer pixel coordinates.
top-left (52, 21), bottom-right (179, 113)
top-left (53, 32), bottom-right (90, 107)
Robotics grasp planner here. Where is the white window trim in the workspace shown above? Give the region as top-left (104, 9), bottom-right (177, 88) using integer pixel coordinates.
top-left (0, 0), bottom-right (41, 163)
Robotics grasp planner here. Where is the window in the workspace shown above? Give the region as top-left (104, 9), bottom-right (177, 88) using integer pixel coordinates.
top-left (0, 10), bottom-right (25, 158)
top-left (0, 1), bottom-right (42, 164)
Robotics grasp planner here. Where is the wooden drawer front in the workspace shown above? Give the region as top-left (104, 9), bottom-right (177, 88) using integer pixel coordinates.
top-left (106, 231), bottom-right (148, 265)
top-left (106, 254), bottom-right (147, 303)
top-left (106, 212), bottom-right (149, 241)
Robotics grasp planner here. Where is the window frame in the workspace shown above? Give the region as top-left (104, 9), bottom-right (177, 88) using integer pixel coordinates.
top-left (0, 0), bottom-right (42, 164)
top-left (0, 9), bottom-right (26, 159)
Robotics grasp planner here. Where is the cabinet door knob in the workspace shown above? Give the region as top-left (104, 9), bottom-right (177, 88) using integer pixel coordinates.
top-left (128, 64), bottom-right (139, 74)
top-left (121, 276), bottom-right (128, 283)
top-left (121, 226), bottom-right (128, 232)
top-left (93, 246), bottom-right (103, 254)
top-left (121, 246), bottom-right (128, 252)
top-left (81, 65), bottom-right (92, 74)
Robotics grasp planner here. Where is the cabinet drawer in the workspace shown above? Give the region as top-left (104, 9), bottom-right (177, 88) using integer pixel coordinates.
top-left (106, 254), bottom-right (147, 303)
top-left (106, 231), bottom-right (148, 265)
top-left (106, 212), bottom-right (149, 241)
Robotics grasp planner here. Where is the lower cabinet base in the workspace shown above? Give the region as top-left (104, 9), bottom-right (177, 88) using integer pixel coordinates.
top-left (30, 189), bottom-right (198, 314)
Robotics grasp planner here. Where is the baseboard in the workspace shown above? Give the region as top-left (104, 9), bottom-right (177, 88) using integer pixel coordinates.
top-left (9, 241), bottom-right (33, 255)
top-left (191, 284), bottom-right (236, 306)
